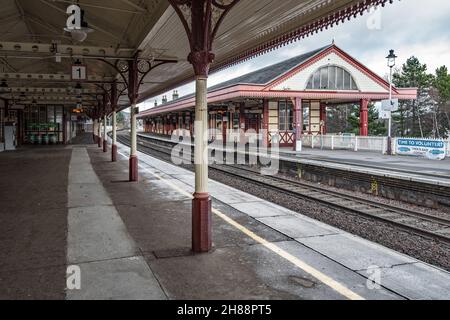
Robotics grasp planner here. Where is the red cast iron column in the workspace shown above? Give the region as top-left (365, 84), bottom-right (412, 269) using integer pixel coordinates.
top-left (320, 103), bottom-right (327, 135)
top-left (262, 99), bottom-right (269, 148)
top-left (169, 0), bottom-right (240, 253)
top-left (360, 99), bottom-right (369, 136)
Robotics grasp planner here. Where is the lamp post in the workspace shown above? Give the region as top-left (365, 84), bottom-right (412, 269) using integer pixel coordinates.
top-left (386, 49), bottom-right (397, 155)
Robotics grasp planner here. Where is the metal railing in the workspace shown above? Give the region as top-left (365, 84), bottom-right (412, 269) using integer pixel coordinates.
top-left (302, 134), bottom-right (388, 154)
top-left (301, 134), bottom-right (450, 156)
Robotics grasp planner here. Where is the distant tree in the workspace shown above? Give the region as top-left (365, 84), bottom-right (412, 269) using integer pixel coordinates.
top-left (345, 102), bottom-right (386, 136)
top-left (392, 56), bottom-right (434, 137)
top-left (117, 112), bottom-right (125, 125)
top-left (431, 66), bottom-right (450, 138)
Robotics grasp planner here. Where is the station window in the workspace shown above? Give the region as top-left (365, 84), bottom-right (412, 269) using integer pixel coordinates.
top-left (216, 114), bottom-right (223, 134)
top-left (23, 105), bottom-right (64, 144)
top-left (306, 66), bottom-right (358, 90)
top-left (303, 101), bottom-right (310, 131)
top-left (278, 100), bottom-right (294, 131)
top-left (233, 112), bottom-right (240, 130)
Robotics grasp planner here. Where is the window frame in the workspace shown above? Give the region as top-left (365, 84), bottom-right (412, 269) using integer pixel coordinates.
top-left (278, 100), bottom-right (294, 132)
top-left (306, 65), bottom-right (358, 91)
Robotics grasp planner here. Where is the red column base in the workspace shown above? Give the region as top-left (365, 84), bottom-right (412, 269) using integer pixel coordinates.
top-left (112, 144), bottom-right (117, 162)
top-left (192, 193), bottom-right (212, 253)
top-left (103, 140), bottom-right (107, 153)
top-left (129, 155), bottom-right (138, 182)
top-left (98, 137), bottom-right (102, 148)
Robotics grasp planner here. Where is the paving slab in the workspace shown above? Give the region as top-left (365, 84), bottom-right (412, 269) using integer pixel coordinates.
top-left (68, 183), bottom-right (113, 208)
top-left (212, 190), bottom-right (263, 204)
top-left (298, 233), bottom-right (417, 271)
top-left (257, 215), bottom-right (341, 239)
top-left (67, 205), bottom-right (139, 264)
top-left (66, 257), bottom-right (166, 300)
top-left (358, 263), bottom-right (450, 300)
top-left (230, 201), bottom-right (294, 219)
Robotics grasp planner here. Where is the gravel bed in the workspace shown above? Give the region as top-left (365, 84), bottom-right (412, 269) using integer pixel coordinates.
top-left (277, 171), bottom-right (450, 220)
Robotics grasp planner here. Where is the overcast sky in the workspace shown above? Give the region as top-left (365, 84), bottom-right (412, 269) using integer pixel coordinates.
top-left (138, 0), bottom-right (450, 111)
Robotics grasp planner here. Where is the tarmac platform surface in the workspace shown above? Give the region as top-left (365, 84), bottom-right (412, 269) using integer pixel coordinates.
top-left (0, 133), bottom-right (449, 300)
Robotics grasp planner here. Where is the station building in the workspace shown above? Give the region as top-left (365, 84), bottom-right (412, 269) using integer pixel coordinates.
top-left (138, 44), bottom-right (417, 148)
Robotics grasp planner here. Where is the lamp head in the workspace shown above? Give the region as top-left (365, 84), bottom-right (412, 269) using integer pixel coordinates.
top-left (386, 49), bottom-right (397, 68)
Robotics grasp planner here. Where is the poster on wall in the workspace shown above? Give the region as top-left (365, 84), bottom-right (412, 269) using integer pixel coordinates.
top-left (396, 138), bottom-right (447, 160)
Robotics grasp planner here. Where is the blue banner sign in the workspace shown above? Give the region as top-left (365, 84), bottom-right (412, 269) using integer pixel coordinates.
top-left (396, 138), bottom-right (447, 160)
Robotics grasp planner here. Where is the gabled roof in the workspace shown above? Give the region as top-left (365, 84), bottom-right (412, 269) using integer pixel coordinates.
top-left (139, 44), bottom-right (418, 118)
top-left (149, 45), bottom-right (332, 106)
top-left (208, 45), bottom-right (332, 90)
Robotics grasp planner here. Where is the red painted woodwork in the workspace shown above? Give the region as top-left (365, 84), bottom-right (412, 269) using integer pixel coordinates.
top-left (360, 99), bottom-right (369, 136)
top-left (320, 103), bottom-right (327, 135)
top-left (129, 155), bottom-right (138, 182)
top-left (192, 193), bottom-right (212, 253)
top-left (262, 99), bottom-right (269, 147)
top-left (112, 144), bottom-right (117, 162)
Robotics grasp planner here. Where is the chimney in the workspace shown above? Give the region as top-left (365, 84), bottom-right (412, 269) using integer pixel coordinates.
top-left (172, 90), bottom-right (179, 100)
top-left (162, 95), bottom-right (168, 104)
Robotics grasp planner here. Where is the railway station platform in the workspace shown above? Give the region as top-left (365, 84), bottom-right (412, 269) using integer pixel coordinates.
top-left (135, 132), bottom-right (450, 211)
top-left (138, 132), bottom-right (450, 181)
top-left (1, 132), bottom-right (449, 300)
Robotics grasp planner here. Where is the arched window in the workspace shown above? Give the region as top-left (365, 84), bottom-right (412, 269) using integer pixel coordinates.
top-left (306, 66), bottom-right (358, 90)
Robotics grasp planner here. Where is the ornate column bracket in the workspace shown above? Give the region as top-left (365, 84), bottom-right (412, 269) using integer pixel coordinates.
top-left (169, 0), bottom-right (241, 76)
top-left (97, 56), bottom-right (177, 105)
top-left (94, 81), bottom-right (127, 115)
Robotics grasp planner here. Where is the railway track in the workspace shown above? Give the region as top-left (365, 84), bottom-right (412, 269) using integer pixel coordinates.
top-left (116, 132), bottom-right (450, 245)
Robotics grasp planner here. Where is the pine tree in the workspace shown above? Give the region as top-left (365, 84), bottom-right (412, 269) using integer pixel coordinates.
top-left (345, 103), bottom-right (387, 136)
top-left (392, 57), bottom-right (434, 137)
top-left (432, 66), bottom-right (450, 138)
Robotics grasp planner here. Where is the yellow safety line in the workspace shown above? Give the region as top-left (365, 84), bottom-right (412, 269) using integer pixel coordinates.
top-left (117, 150), bottom-right (365, 300)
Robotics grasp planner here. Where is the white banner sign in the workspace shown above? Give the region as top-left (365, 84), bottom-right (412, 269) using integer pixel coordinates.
top-left (396, 138), bottom-right (446, 160)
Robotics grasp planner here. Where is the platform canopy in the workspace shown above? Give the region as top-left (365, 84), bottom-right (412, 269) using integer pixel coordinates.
top-left (0, 0), bottom-right (394, 114)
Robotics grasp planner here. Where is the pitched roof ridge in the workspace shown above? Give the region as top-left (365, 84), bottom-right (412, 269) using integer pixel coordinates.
top-left (211, 44), bottom-right (333, 88)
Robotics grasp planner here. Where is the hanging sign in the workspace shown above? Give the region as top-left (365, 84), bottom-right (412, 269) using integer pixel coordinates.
top-left (381, 99), bottom-right (399, 112)
top-left (396, 138), bottom-right (446, 160)
top-left (72, 65), bottom-right (87, 80)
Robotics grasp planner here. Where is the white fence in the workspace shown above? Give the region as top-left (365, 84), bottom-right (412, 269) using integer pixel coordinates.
top-left (302, 134), bottom-right (388, 154)
top-left (302, 134), bottom-right (450, 156)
